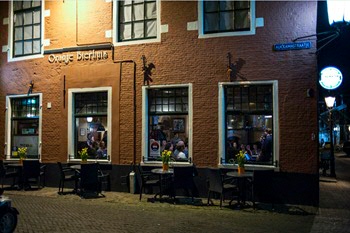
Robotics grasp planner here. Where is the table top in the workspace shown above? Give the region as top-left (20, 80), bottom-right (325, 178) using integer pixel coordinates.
top-left (226, 171), bottom-right (253, 178)
top-left (70, 165), bottom-right (81, 170)
top-left (151, 168), bottom-right (174, 175)
top-left (6, 163), bottom-right (23, 167)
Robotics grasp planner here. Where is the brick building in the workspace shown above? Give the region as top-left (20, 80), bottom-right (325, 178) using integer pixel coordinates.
top-left (0, 0), bottom-right (318, 205)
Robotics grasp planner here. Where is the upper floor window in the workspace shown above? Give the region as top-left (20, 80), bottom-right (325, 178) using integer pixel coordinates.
top-left (5, 94), bottom-right (42, 160)
top-left (219, 81), bottom-right (279, 168)
top-left (11, 0), bottom-right (42, 59)
top-left (199, 0), bottom-right (255, 38)
top-left (114, 0), bottom-right (160, 45)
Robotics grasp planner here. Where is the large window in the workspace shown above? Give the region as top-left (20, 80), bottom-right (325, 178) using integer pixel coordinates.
top-left (10, 0), bottom-right (42, 59)
top-left (199, 0), bottom-right (255, 38)
top-left (219, 81), bottom-right (278, 167)
top-left (68, 88), bottom-right (112, 162)
top-left (142, 85), bottom-right (193, 164)
top-left (114, 0), bottom-right (160, 45)
top-left (5, 94), bottom-right (42, 160)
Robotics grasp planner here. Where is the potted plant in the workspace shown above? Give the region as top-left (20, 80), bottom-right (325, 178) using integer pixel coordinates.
top-left (78, 147), bottom-right (88, 163)
top-left (236, 150), bottom-right (246, 174)
top-left (17, 147), bottom-right (27, 164)
top-left (161, 150), bottom-right (171, 171)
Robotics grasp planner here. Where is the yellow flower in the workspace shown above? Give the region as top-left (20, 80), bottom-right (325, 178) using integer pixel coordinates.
top-left (161, 150), bottom-right (172, 164)
top-left (236, 150), bottom-right (246, 168)
top-left (78, 147), bottom-right (89, 161)
top-left (17, 147), bottom-right (27, 159)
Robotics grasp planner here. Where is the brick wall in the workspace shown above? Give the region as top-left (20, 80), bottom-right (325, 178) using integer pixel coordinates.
top-left (0, 1), bottom-right (318, 174)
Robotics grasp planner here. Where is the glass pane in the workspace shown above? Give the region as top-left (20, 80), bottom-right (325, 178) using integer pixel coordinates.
top-left (15, 27), bottom-right (23, 40)
top-left (14, 42), bottom-right (23, 55)
top-left (24, 41), bottom-right (32, 54)
top-left (220, 12), bottom-right (234, 31)
top-left (133, 21), bottom-right (144, 38)
top-left (205, 13), bottom-right (219, 32)
top-left (205, 1), bottom-right (218, 12)
top-left (32, 0), bottom-right (41, 7)
top-left (120, 24), bottom-right (132, 40)
top-left (120, 6), bottom-right (131, 22)
top-left (33, 10), bottom-right (40, 24)
top-left (220, 0), bottom-right (235, 10)
top-left (23, 1), bottom-right (31, 9)
top-left (14, 13), bottom-right (23, 26)
top-left (24, 25), bottom-right (33, 40)
top-left (133, 4), bottom-right (144, 21)
top-left (235, 10), bottom-right (250, 29)
top-left (134, 0), bottom-right (144, 3)
top-left (76, 117), bottom-right (108, 160)
top-left (146, 20), bottom-right (156, 37)
top-left (13, 1), bottom-right (23, 11)
top-left (145, 2), bottom-right (156, 19)
top-left (235, 1), bottom-right (250, 9)
top-left (33, 25), bottom-right (40, 38)
top-left (169, 105), bottom-right (174, 111)
top-left (24, 12), bottom-right (33, 25)
top-left (33, 40), bottom-right (40, 53)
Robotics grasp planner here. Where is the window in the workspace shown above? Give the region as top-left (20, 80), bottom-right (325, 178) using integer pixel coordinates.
top-left (114, 0), bottom-right (160, 45)
top-left (219, 81), bottom-right (278, 167)
top-left (199, 0), bottom-right (255, 38)
top-left (5, 94), bottom-right (42, 160)
top-left (68, 88), bottom-right (112, 162)
top-left (142, 85), bottom-right (192, 164)
top-left (10, 0), bottom-right (43, 60)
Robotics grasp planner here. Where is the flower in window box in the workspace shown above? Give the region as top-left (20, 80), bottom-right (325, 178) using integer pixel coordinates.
top-left (78, 148), bottom-right (89, 162)
top-left (161, 150), bottom-right (172, 165)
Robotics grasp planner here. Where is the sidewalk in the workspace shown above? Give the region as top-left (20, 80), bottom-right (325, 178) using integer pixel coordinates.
top-left (310, 152), bottom-right (350, 233)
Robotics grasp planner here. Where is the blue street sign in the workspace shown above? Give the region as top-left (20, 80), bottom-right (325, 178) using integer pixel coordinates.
top-left (273, 41), bottom-right (312, 51)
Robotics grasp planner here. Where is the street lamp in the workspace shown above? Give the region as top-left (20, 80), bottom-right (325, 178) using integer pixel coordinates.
top-left (325, 96), bottom-right (336, 177)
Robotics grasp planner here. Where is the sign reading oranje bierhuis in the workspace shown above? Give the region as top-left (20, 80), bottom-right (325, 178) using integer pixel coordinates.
top-left (48, 50), bottom-right (108, 65)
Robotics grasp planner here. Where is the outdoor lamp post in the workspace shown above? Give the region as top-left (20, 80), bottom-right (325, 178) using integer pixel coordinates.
top-left (325, 96), bottom-right (336, 177)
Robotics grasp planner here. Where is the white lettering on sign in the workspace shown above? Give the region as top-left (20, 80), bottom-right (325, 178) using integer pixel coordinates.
top-left (48, 50), bottom-right (108, 65)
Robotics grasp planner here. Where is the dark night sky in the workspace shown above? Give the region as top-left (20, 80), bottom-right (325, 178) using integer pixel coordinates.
top-left (317, 1), bottom-right (350, 103)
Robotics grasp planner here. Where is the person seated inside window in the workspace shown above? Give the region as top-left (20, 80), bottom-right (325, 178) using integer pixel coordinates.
top-left (174, 140), bottom-right (187, 160)
top-left (96, 141), bottom-right (107, 159)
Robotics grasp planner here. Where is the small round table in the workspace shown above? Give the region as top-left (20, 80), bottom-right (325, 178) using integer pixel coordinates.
top-left (226, 171), bottom-right (254, 208)
top-left (151, 168), bottom-right (174, 199)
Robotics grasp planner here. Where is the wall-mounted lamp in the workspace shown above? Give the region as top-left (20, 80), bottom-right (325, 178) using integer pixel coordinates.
top-left (325, 96), bottom-right (336, 109)
top-left (327, 0), bottom-right (350, 26)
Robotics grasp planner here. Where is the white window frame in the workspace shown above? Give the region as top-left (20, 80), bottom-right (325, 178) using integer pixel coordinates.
top-left (198, 0), bottom-right (256, 39)
top-left (218, 81), bottom-right (279, 169)
top-left (67, 87), bottom-right (112, 163)
top-left (113, 0), bottom-right (161, 46)
top-left (5, 93), bottom-right (43, 161)
top-left (7, 0), bottom-right (45, 62)
top-left (141, 84), bottom-right (193, 165)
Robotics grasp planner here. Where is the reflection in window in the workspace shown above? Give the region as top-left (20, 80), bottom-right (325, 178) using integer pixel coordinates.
top-left (74, 92), bottom-right (108, 160)
top-left (224, 84), bottom-right (274, 165)
top-left (10, 96), bottom-right (40, 159)
top-left (204, 0), bottom-right (250, 34)
top-left (147, 87), bottom-right (189, 162)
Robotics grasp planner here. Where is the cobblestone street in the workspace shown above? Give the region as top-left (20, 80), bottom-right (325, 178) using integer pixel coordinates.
top-left (7, 188), bottom-right (317, 233)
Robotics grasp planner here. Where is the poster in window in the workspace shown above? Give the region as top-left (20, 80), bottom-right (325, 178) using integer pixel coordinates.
top-left (173, 118), bottom-right (185, 133)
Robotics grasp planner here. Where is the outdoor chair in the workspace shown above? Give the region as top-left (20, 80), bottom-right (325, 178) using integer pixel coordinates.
top-left (79, 163), bottom-right (104, 198)
top-left (135, 164), bottom-right (159, 201)
top-left (97, 163), bottom-right (111, 191)
top-left (0, 160), bottom-right (19, 188)
top-left (250, 169), bottom-right (275, 209)
top-left (207, 168), bottom-right (238, 208)
top-left (172, 165), bottom-right (197, 203)
top-left (22, 160), bottom-right (46, 189)
top-left (57, 162), bottom-right (79, 194)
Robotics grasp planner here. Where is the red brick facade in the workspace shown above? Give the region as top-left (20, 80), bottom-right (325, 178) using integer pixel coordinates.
top-left (0, 1), bottom-right (318, 176)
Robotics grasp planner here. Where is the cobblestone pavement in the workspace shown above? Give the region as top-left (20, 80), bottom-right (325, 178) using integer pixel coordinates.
top-left (4, 152), bottom-right (350, 233)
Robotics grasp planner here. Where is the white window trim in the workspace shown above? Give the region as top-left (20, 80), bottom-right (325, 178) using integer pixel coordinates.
top-left (141, 84), bottom-right (193, 165)
top-left (198, 0), bottom-right (256, 39)
top-left (113, 0), bottom-right (161, 46)
top-left (5, 93), bottom-right (43, 161)
top-left (218, 81), bottom-right (279, 170)
top-left (67, 87), bottom-right (112, 163)
top-left (7, 0), bottom-right (45, 62)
